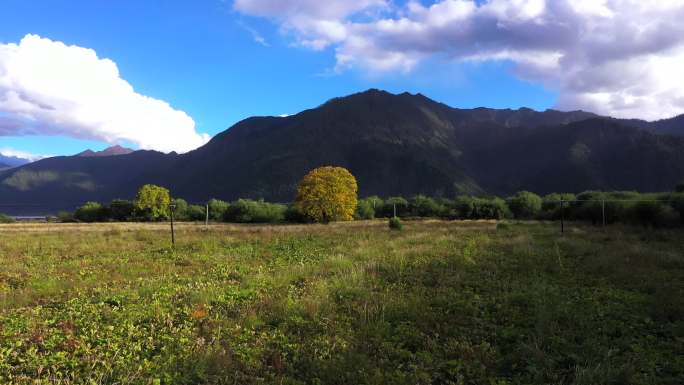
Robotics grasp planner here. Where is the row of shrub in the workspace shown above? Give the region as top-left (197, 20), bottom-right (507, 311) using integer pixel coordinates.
top-left (48, 190), bottom-right (684, 227)
top-left (355, 191), bottom-right (684, 227)
top-left (57, 198), bottom-right (293, 224)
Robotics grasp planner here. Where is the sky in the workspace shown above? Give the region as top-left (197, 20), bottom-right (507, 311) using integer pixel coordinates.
top-left (1, 0), bottom-right (684, 158)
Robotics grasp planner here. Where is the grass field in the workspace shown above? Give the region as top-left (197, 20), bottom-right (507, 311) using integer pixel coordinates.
top-left (0, 220), bottom-right (682, 384)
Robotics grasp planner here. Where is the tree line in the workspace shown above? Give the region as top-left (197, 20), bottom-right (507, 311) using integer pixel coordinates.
top-left (56, 188), bottom-right (684, 228)
top-left (3, 166), bottom-right (683, 227)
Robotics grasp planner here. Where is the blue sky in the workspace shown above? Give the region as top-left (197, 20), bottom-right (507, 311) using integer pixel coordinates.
top-left (2, 0), bottom-right (683, 158)
top-left (0, 0), bottom-right (555, 157)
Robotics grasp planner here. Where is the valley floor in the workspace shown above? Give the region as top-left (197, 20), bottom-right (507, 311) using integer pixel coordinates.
top-left (0, 221), bottom-right (682, 384)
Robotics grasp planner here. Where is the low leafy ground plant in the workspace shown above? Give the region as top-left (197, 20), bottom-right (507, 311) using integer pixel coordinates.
top-left (388, 216), bottom-right (403, 230)
top-left (0, 221), bottom-right (682, 384)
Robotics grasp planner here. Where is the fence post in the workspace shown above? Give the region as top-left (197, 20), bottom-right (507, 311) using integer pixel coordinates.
top-left (170, 204), bottom-right (176, 247)
top-left (560, 198), bottom-right (564, 234)
top-left (205, 203), bottom-right (209, 227)
top-left (601, 199), bottom-right (606, 228)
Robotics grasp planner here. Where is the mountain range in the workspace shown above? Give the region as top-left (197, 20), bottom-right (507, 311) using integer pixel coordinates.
top-left (1, 89), bottom-right (684, 214)
top-left (75, 145), bottom-right (135, 158)
top-left (0, 153), bottom-right (32, 170)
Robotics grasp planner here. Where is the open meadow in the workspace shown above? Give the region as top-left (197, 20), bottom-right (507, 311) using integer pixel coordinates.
top-left (0, 220), bottom-right (682, 384)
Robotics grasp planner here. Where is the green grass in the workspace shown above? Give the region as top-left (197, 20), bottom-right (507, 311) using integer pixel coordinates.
top-left (0, 221), bottom-right (682, 384)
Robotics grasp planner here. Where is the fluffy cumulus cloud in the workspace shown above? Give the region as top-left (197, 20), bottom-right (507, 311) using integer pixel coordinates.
top-left (235, 0), bottom-right (684, 120)
top-left (0, 34), bottom-right (210, 153)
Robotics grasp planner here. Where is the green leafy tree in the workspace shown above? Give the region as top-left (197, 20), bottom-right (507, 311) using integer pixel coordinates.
top-left (366, 196), bottom-right (384, 211)
top-left (382, 197), bottom-right (409, 218)
top-left (355, 198), bottom-right (376, 220)
top-left (410, 195), bottom-right (443, 217)
top-left (208, 199), bottom-right (230, 221)
top-left (172, 198), bottom-right (190, 220)
top-left (507, 191), bottom-right (542, 219)
top-left (74, 201), bottom-right (106, 223)
top-left (135, 184), bottom-right (171, 221)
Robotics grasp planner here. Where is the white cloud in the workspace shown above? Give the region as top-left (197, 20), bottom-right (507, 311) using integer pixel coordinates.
top-left (0, 34), bottom-right (210, 153)
top-left (235, 0), bottom-right (684, 120)
top-left (0, 147), bottom-right (50, 162)
top-left (234, 0), bottom-right (388, 50)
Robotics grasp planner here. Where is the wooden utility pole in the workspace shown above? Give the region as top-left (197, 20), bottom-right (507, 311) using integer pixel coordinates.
top-left (393, 203), bottom-right (397, 218)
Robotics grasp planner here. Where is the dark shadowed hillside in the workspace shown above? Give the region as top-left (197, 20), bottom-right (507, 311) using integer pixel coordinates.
top-left (0, 150), bottom-right (176, 213)
top-left (2, 89), bottom-right (684, 213)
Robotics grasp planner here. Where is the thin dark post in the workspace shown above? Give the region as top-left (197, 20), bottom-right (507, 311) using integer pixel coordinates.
top-left (601, 199), bottom-right (606, 228)
top-left (170, 204), bottom-right (176, 247)
top-left (560, 198), bottom-right (564, 234)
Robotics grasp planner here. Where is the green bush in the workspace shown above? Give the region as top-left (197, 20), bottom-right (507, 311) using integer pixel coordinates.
top-left (355, 198), bottom-right (376, 220)
top-left (453, 196), bottom-right (475, 219)
top-left (108, 199), bottom-right (135, 221)
top-left (224, 199), bottom-right (287, 223)
top-left (74, 202), bottom-right (107, 223)
top-left (676, 181), bottom-right (684, 193)
top-left (507, 191), bottom-right (542, 219)
top-left (671, 193), bottom-right (684, 224)
top-left (186, 204), bottom-right (207, 221)
top-left (388, 216), bottom-right (403, 230)
top-left (630, 201), bottom-right (676, 227)
top-left (284, 204), bottom-right (308, 223)
top-left (0, 213), bottom-right (15, 223)
top-left (472, 197), bottom-right (511, 220)
top-left (409, 195), bottom-right (444, 217)
top-left (57, 211), bottom-right (76, 223)
top-left (541, 193), bottom-right (576, 219)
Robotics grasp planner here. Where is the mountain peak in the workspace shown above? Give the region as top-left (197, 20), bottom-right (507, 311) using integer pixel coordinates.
top-left (76, 145), bottom-right (135, 157)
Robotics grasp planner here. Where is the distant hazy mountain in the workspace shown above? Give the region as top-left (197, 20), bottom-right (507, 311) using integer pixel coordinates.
top-left (1, 89), bottom-right (684, 214)
top-left (75, 145), bottom-right (135, 157)
top-left (0, 153), bottom-right (32, 169)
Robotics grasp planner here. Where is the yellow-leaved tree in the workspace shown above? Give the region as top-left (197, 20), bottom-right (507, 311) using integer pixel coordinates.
top-left (295, 166), bottom-right (358, 222)
top-left (135, 184), bottom-right (171, 221)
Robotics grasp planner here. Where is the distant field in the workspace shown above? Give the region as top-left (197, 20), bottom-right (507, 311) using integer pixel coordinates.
top-left (0, 221), bottom-right (682, 384)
